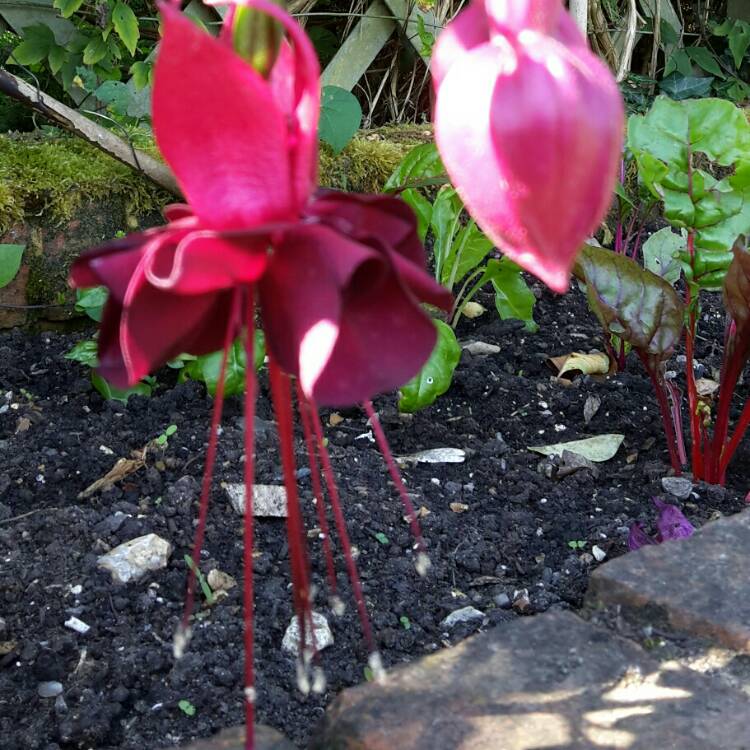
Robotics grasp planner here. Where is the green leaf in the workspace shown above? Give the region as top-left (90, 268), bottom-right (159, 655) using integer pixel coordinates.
top-left (574, 244), bottom-right (685, 361)
top-left (430, 186), bottom-right (462, 280)
top-left (182, 334), bottom-right (265, 396)
top-left (91, 372), bottom-right (152, 403)
top-left (384, 143), bottom-right (445, 192)
top-left (9, 24), bottom-right (55, 65)
top-left (94, 80), bottom-right (130, 114)
top-left (685, 47), bottom-right (725, 78)
top-left (0, 244), bottom-right (24, 288)
top-left (663, 49), bottom-right (693, 78)
top-left (75, 286), bottom-right (108, 322)
top-left (440, 220), bottom-right (493, 287)
top-left (54, 0), bottom-right (85, 17)
top-left (482, 258), bottom-right (537, 331)
top-left (398, 320), bottom-right (460, 413)
top-left (659, 74), bottom-right (714, 100)
top-left (400, 189), bottom-right (433, 242)
top-left (47, 44), bottom-right (66, 74)
top-left (178, 699), bottom-right (196, 717)
top-left (112, 2), bottom-right (139, 56)
top-left (728, 21), bottom-right (750, 70)
top-left (83, 35), bottom-right (109, 65)
top-left (129, 60), bottom-right (151, 90)
top-left (641, 227), bottom-right (684, 284)
top-left (64, 339), bottom-right (99, 367)
top-left (307, 26), bottom-right (339, 66)
top-left (319, 85), bottom-right (361, 154)
top-left (373, 531), bottom-right (390, 545)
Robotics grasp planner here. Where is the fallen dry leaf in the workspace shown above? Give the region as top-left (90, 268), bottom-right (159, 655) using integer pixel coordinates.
top-left (695, 378), bottom-right (720, 397)
top-left (328, 412), bottom-right (344, 426)
top-left (529, 434), bottom-right (624, 462)
top-left (549, 351), bottom-right (610, 380)
top-left (207, 569), bottom-right (236, 592)
top-left (78, 449), bottom-right (146, 499)
top-left (0, 641), bottom-right (17, 655)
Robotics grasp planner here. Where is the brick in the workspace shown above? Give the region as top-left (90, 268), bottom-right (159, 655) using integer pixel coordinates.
top-left (587, 510), bottom-right (750, 652)
top-left (311, 611), bottom-right (750, 750)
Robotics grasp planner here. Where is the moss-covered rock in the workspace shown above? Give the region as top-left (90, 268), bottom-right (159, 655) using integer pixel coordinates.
top-left (0, 125), bottom-right (432, 327)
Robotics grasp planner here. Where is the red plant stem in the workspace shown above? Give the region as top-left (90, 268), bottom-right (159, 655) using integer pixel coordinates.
top-left (180, 291), bottom-right (240, 641)
top-left (267, 360), bottom-right (312, 652)
top-left (295, 380), bottom-right (338, 599)
top-left (719, 397), bottom-right (750, 480)
top-left (242, 292), bottom-right (257, 750)
top-left (363, 401), bottom-right (428, 567)
top-left (638, 353), bottom-right (682, 474)
top-left (684, 231), bottom-right (705, 478)
top-left (306, 397), bottom-right (378, 657)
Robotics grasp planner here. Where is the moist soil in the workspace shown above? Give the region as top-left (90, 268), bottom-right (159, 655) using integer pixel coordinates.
top-left (1, 284), bottom-right (747, 750)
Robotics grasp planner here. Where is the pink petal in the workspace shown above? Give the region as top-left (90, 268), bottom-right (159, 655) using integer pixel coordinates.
top-left (144, 232), bottom-right (268, 294)
top-left (434, 12), bottom-right (623, 293)
top-left (654, 498), bottom-right (695, 543)
top-left (431, 1), bottom-right (489, 88)
top-left (163, 204), bottom-right (194, 222)
top-left (627, 522), bottom-right (656, 551)
top-left (205, 0), bottom-right (321, 208)
top-left (153, 4), bottom-right (295, 228)
top-left (259, 225), bottom-right (380, 396)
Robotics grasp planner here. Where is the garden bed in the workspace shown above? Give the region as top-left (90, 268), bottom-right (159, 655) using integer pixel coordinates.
top-left (0, 283), bottom-right (747, 750)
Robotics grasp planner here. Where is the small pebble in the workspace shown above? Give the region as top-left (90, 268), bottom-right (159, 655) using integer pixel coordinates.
top-left (38, 681), bottom-right (63, 698)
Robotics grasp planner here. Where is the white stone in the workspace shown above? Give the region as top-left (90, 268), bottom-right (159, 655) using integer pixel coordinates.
top-left (440, 606), bottom-right (485, 629)
top-left (661, 476), bottom-right (694, 500)
top-left (462, 341), bottom-right (501, 356)
top-left (97, 533), bottom-right (172, 584)
top-left (592, 545), bottom-right (607, 562)
top-left (281, 611), bottom-right (334, 655)
top-left (37, 681), bottom-right (63, 698)
top-left (64, 616), bottom-right (90, 634)
top-left (224, 483), bottom-right (288, 517)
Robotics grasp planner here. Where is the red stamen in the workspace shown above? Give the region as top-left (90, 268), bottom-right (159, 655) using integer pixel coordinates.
top-left (267, 359), bottom-right (313, 686)
top-left (363, 401), bottom-right (429, 575)
top-left (295, 380), bottom-right (339, 605)
top-left (304, 396), bottom-right (380, 668)
top-left (178, 291), bottom-right (241, 656)
top-left (242, 290), bottom-right (258, 750)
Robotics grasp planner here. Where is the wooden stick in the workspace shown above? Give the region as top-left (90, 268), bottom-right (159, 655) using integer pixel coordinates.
top-left (0, 68), bottom-right (181, 196)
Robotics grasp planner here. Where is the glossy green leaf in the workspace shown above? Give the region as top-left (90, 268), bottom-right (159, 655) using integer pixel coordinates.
top-left (75, 286), bottom-right (108, 322)
top-left (641, 227), bottom-right (684, 284)
top-left (64, 339), bottom-right (99, 367)
top-left (574, 244), bottom-right (685, 359)
top-left (319, 86), bottom-right (361, 154)
top-left (384, 142), bottom-right (445, 192)
top-left (47, 44), bottom-right (66, 74)
top-left (129, 60), bottom-right (151, 90)
top-left (728, 21), bottom-right (750, 69)
top-left (112, 2), bottom-right (139, 56)
top-left (398, 320), bottom-right (460, 413)
top-left (91, 372), bottom-right (152, 403)
top-left (482, 258), bottom-right (537, 331)
top-left (400, 189), bottom-right (432, 243)
top-left (663, 48), bottom-right (693, 78)
top-left (440, 219), bottom-right (493, 287)
top-left (0, 244), bottom-right (24, 288)
top-left (430, 186), bottom-right (462, 280)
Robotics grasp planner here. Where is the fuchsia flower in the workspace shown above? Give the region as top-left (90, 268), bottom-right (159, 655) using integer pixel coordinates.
top-left (432, 0), bottom-right (624, 293)
top-left (628, 497), bottom-right (695, 551)
top-left (70, 2), bottom-right (449, 748)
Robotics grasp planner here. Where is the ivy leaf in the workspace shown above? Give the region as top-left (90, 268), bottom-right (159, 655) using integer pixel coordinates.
top-left (75, 286), bottom-right (108, 322)
top-left (83, 35), bottom-right (109, 65)
top-left (9, 24), bottom-right (55, 65)
top-left (64, 339), bottom-right (99, 368)
top-left (112, 2), bottom-right (139, 56)
top-left (129, 60), bottom-right (151, 90)
top-left (319, 86), bottom-right (361, 154)
top-left (0, 244), bottom-right (24, 289)
top-left (53, 0), bottom-right (85, 17)
top-left (659, 74), bottom-right (714, 100)
top-left (47, 44), bottom-right (67, 74)
top-left (482, 258), bottom-right (537, 331)
top-left (728, 21), bottom-right (750, 70)
top-left (398, 320), bottom-right (460, 413)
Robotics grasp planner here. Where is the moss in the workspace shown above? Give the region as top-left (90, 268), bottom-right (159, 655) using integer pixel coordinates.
top-left (0, 132), bottom-right (170, 233)
top-left (0, 124), bottom-right (432, 233)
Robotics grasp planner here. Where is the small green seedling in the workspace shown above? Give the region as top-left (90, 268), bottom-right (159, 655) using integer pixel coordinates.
top-left (178, 699), bottom-right (196, 716)
top-left (156, 424), bottom-right (178, 447)
top-left (373, 531), bottom-right (390, 545)
top-left (184, 554), bottom-right (215, 606)
top-left (399, 615), bottom-right (411, 630)
top-left (567, 540), bottom-right (587, 550)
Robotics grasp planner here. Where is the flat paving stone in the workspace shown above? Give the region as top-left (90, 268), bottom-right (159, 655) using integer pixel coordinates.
top-left (165, 725), bottom-right (295, 750)
top-left (587, 510), bottom-right (750, 652)
top-left (311, 610), bottom-right (750, 750)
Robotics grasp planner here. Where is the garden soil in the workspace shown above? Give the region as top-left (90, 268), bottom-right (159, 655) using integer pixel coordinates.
top-left (1, 284), bottom-right (747, 750)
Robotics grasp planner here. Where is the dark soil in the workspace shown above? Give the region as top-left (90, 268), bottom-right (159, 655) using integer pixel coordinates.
top-left (1, 285), bottom-right (747, 750)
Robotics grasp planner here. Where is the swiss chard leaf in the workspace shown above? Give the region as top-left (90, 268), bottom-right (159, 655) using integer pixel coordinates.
top-left (642, 227), bottom-right (684, 284)
top-left (574, 244), bottom-right (685, 360)
top-left (398, 320), bottom-right (460, 413)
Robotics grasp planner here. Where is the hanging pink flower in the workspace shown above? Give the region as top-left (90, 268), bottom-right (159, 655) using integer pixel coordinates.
top-left (432, 0), bottom-right (624, 293)
top-left (70, 3), bottom-right (450, 749)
